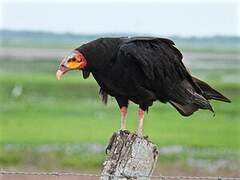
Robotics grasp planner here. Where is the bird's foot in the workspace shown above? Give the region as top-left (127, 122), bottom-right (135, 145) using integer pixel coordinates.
top-left (119, 129), bottom-right (130, 135)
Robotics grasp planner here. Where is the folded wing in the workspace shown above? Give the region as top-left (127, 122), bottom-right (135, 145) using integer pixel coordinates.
top-left (118, 37), bottom-right (229, 116)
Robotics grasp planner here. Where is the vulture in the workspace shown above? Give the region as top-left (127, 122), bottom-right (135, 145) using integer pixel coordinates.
top-left (56, 37), bottom-right (230, 136)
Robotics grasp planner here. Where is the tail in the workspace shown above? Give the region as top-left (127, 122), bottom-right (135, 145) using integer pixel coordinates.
top-left (169, 92), bottom-right (214, 117)
top-left (192, 76), bottom-right (231, 103)
top-left (168, 79), bottom-right (215, 117)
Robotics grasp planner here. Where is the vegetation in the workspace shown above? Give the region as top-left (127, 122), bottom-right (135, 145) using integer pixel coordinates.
top-left (0, 28), bottom-right (240, 173)
top-left (0, 59), bottom-right (239, 147)
top-left (0, 58), bottom-right (239, 171)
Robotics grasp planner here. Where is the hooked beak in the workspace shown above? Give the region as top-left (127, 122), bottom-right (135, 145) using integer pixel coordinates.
top-left (56, 65), bottom-right (69, 80)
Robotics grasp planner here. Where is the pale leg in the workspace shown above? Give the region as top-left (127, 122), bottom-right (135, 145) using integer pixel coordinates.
top-left (137, 108), bottom-right (145, 137)
top-left (120, 106), bottom-right (127, 130)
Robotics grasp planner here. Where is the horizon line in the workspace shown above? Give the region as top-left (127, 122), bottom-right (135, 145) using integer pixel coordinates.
top-left (1, 28), bottom-right (240, 39)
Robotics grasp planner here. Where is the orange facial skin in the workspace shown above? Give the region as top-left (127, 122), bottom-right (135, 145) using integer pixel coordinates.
top-left (56, 51), bottom-right (87, 80)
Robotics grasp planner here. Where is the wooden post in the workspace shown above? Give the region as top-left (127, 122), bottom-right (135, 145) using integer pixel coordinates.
top-left (100, 130), bottom-right (159, 180)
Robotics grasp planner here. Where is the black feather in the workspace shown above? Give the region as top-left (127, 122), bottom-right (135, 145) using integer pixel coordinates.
top-left (82, 70), bottom-right (90, 79)
top-left (99, 88), bottom-right (108, 105)
top-left (192, 76), bottom-right (231, 103)
top-left (75, 37), bottom-right (230, 116)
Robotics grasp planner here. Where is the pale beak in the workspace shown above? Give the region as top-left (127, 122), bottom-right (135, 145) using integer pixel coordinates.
top-left (56, 65), bottom-right (69, 80)
top-left (56, 69), bottom-right (63, 80)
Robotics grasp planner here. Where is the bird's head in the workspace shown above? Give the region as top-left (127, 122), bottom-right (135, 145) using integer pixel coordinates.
top-left (56, 50), bottom-right (87, 80)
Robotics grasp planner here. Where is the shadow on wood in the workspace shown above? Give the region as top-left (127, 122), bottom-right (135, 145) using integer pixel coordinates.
top-left (100, 130), bottom-right (159, 180)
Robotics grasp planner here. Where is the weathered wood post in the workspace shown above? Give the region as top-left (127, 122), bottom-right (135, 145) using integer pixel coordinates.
top-left (100, 130), bottom-right (159, 180)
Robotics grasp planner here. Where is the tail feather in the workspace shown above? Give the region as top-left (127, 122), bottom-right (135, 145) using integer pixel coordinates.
top-left (166, 76), bottom-right (230, 117)
top-left (192, 76), bottom-right (231, 103)
top-left (168, 79), bottom-right (215, 116)
top-left (170, 92), bottom-right (214, 117)
top-left (169, 101), bottom-right (198, 116)
top-left (193, 93), bottom-right (215, 113)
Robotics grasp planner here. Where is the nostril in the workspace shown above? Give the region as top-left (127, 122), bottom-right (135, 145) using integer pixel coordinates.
top-left (59, 64), bottom-right (67, 71)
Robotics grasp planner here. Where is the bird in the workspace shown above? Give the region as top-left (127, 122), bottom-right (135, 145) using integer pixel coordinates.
top-left (56, 37), bottom-right (231, 136)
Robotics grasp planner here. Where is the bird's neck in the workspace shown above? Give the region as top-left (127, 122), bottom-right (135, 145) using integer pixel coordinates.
top-left (77, 38), bottom-right (121, 72)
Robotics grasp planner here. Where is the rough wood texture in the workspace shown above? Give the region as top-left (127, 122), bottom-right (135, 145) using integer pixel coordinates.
top-left (100, 130), bottom-right (159, 180)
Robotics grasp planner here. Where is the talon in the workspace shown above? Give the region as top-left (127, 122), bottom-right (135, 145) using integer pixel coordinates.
top-left (119, 129), bottom-right (130, 135)
top-left (144, 135), bottom-right (149, 139)
top-left (119, 129), bottom-right (125, 135)
top-left (124, 129), bottom-right (130, 134)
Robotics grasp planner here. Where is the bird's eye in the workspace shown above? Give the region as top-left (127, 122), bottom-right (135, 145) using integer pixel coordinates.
top-left (68, 57), bottom-right (76, 62)
top-left (66, 56), bottom-right (81, 69)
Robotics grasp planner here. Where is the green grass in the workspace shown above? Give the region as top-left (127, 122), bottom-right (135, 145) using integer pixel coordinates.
top-left (0, 59), bottom-right (239, 147)
top-left (0, 59), bottom-right (240, 170)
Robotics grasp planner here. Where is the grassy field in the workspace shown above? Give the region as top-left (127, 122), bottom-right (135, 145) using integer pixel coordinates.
top-left (0, 58), bottom-right (240, 173)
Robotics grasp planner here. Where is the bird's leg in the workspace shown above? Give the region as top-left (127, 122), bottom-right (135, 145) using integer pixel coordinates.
top-left (137, 108), bottom-right (145, 137)
top-left (120, 106), bottom-right (127, 130)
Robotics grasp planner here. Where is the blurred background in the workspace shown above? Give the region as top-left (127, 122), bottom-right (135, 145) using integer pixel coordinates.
top-left (0, 0), bottom-right (239, 178)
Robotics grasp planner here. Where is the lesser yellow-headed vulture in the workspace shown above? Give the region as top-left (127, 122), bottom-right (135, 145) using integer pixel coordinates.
top-left (56, 37), bottom-right (230, 136)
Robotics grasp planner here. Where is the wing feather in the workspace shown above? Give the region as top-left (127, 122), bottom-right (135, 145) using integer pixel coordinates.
top-left (118, 37), bottom-right (186, 81)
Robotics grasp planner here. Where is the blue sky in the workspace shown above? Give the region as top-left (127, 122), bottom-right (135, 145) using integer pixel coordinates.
top-left (0, 0), bottom-right (239, 36)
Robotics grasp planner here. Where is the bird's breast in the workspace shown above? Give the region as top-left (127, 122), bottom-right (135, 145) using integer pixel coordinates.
top-left (92, 68), bottom-right (137, 97)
